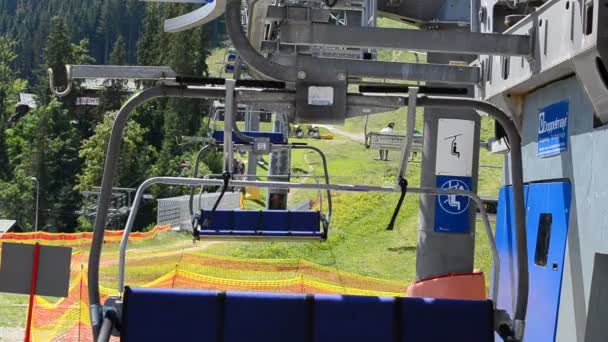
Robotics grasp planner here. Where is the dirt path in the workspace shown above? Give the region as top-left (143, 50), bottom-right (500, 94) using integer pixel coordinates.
top-left (100, 240), bottom-right (219, 266)
top-left (317, 125), bottom-right (366, 143)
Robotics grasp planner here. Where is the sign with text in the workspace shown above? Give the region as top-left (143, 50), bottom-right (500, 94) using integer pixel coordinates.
top-left (538, 100), bottom-right (569, 158)
top-left (367, 133), bottom-right (423, 151)
top-left (308, 86), bottom-right (334, 106)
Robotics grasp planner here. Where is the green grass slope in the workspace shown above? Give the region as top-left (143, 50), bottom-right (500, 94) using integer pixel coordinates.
top-left (204, 17), bottom-right (503, 283)
top-left (206, 130), bottom-right (501, 283)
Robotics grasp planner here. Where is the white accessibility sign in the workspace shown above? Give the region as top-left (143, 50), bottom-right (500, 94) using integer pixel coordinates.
top-left (435, 119), bottom-right (475, 177)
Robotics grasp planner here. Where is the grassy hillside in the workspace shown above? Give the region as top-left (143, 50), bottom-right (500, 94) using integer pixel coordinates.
top-left (205, 132), bottom-right (500, 282)
top-left (202, 18), bottom-right (502, 282)
top-left (0, 125), bottom-right (502, 331)
top-left (207, 44), bottom-right (230, 78)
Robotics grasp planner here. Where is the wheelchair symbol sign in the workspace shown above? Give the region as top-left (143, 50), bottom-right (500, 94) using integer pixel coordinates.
top-left (435, 176), bottom-right (472, 233)
top-left (438, 179), bottom-right (470, 215)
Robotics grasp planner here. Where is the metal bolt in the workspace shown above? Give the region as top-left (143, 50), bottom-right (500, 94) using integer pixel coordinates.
top-left (297, 71), bottom-right (307, 79)
top-left (337, 73), bottom-right (346, 81)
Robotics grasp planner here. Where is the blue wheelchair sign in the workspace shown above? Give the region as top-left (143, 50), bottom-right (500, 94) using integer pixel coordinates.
top-left (434, 175), bottom-right (472, 233)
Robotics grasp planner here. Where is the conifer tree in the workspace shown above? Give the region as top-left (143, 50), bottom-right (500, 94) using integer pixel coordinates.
top-left (0, 35), bottom-right (26, 180)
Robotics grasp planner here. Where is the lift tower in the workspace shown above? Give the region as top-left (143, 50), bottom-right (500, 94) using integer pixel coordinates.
top-left (379, 0), bottom-right (481, 280)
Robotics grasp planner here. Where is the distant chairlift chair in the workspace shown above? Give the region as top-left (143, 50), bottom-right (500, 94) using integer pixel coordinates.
top-left (192, 102), bottom-right (331, 241)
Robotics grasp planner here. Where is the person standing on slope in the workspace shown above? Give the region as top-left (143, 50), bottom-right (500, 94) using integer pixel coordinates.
top-left (378, 122), bottom-right (395, 161)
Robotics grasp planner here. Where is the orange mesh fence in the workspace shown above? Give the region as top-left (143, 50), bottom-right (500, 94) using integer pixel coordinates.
top-left (131, 253), bottom-right (408, 294)
top-left (32, 271), bottom-right (406, 341)
top-left (0, 225), bottom-right (171, 247)
top-left (28, 242), bottom-right (408, 341)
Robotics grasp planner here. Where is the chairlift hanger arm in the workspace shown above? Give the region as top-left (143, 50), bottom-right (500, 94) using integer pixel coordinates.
top-left (87, 84), bottom-right (526, 341)
top-left (189, 145), bottom-right (212, 216)
top-left (291, 145), bottom-right (333, 227)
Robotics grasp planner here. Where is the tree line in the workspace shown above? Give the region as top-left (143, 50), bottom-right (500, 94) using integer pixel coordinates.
top-left (0, 3), bottom-right (224, 232)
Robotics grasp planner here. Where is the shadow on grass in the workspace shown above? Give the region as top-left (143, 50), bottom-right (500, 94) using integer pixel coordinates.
top-left (387, 246), bottom-right (416, 253)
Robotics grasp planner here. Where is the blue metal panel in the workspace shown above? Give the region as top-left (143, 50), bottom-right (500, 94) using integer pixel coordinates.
top-left (525, 181), bottom-right (571, 342)
top-left (198, 210), bottom-right (321, 238)
top-left (491, 185), bottom-right (519, 315)
top-left (262, 210), bottom-right (289, 231)
top-left (122, 287), bottom-right (220, 342)
top-left (289, 210), bottom-right (321, 232)
top-left (434, 175), bottom-right (473, 233)
top-left (400, 298), bottom-right (494, 342)
top-left (197, 230), bottom-right (323, 238)
top-left (123, 288), bottom-right (494, 342)
top-left (201, 209), bottom-right (233, 230)
top-left (233, 210), bottom-right (261, 230)
top-left (493, 181), bottom-right (571, 342)
top-left (212, 130), bottom-right (286, 144)
top-left (223, 292), bottom-right (310, 342)
top-left (314, 294), bottom-right (396, 341)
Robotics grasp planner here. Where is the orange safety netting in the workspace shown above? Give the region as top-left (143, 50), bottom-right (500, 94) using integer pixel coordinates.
top-left (0, 225), bottom-right (171, 247)
top-left (29, 247), bottom-right (408, 341)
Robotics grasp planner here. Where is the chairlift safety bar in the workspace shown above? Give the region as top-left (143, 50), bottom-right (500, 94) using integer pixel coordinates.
top-left (116, 176), bottom-right (500, 306)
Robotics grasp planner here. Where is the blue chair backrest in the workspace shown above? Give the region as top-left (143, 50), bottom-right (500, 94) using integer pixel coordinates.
top-left (212, 130), bottom-right (286, 144)
top-left (122, 287), bottom-right (494, 342)
top-left (199, 209), bottom-right (321, 237)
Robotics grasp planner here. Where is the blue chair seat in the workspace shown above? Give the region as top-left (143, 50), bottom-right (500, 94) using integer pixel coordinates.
top-left (212, 130), bottom-right (286, 144)
top-left (197, 209), bottom-right (324, 239)
top-left (122, 288), bottom-right (494, 342)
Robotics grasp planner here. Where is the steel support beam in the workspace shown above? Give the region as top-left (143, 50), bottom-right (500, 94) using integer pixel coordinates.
top-left (266, 6), bottom-right (331, 22)
top-left (244, 109), bottom-right (260, 181)
top-left (271, 55), bottom-right (481, 84)
top-left (227, 0), bottom-right (483, 85)
top-left (267, 114), bottom-right (289, 209)
top-left (48, 65), bottom-right (177, 97)
top-left (279, 22), bottom-right (532, 56)
top-left (69, 65), bottom-right (176, 79)
top-left (224, 80), bottom-right (236, 173)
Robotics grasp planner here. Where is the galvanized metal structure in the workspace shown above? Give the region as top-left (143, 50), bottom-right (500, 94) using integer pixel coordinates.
top-left (156, 192), bottom-right (241, 229)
